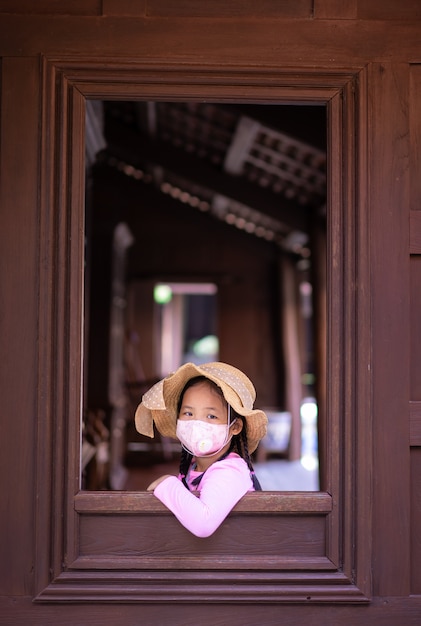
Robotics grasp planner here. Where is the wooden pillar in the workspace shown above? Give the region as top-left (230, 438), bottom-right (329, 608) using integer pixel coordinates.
top-left (279, 254), bottom-right (303, 461)
top-left (311, 217), bottom-right (327, 488)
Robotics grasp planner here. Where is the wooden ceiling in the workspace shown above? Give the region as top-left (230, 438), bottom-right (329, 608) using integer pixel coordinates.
top-left (88, 100), bottom-right (327, 258)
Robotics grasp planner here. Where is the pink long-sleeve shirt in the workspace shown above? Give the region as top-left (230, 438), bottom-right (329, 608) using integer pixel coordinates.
top-left (153, 452), bottom-right (254, 538)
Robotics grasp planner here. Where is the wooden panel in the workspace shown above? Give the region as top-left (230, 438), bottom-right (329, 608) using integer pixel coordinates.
top-left (2, 596), bottom-right (421, 625)
top-left (410, 66), bottom-right (421, 212)
top-left (410, 211), bottom-right (421, 253)
top-left (145, 0), bottom-right (313, 18)
top-left (1, 16), bottom-right (421, 65)
top-left (75, 490), bottom-right (333, 513)
top-left (78, 514), bottom-right (326, 561)
top-left (103, 0), bottom-right (146, 16)
top-left (410, 448), bottom-right (421, 593)
top-left (369, 63), bottom-right (411, 597)
top-left (410, 257), bottom-right (421, 399)
top-left (0, 57), bottom-right (40, 596)
top-left (314, 0), bottom-right (357, 19)
top-left (410, 402), bottom-right (421, 446)
top-left (0, 0), bottom-right (101, 14)
top-left (359, 0), bottom-right (421, 20)
top-left (410, 51), bottom-right (421, 405)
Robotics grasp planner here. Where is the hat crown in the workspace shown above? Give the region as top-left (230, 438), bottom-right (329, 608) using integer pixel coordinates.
top-left (199, 362), bottom-right (255, 409)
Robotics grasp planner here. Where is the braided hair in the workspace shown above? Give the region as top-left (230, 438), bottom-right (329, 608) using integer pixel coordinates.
top-left (176, 376), bottom-right (262, 491)
top-left (229, 413), bottom-right (262, 490)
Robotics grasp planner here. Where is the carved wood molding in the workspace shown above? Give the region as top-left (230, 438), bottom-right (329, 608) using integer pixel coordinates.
top-left (74, 490), bottom-right (333, 513)
top-left (34, 56), bottom-right (371, 604)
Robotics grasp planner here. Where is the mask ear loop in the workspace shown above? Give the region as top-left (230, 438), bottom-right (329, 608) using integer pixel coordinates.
top-left (228, 404), bottom-right (237, 428)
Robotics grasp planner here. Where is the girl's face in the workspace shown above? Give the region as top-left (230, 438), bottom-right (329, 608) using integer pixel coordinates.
top-left (178, 381), bottom-right (228, 425)
top-left (177, 381), bottom-right (242, 468)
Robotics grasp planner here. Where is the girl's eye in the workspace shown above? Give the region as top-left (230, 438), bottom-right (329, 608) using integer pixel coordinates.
top-left (207, 413), bottom-right (218, 420)
top-left (181, 409), bottom-right (193, 417)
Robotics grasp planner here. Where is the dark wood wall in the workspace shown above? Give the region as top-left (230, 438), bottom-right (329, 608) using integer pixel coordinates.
top-left (88, 163), bottom-right (283, 407)
top-left (1, 1), bottom-right (421, 624)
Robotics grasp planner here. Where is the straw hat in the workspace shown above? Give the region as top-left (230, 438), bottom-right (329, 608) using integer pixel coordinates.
top-left (135, 362), bottom-right (268, 453)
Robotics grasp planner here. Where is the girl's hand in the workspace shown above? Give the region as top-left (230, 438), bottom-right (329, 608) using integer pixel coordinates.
top-left (147, 474), bottom-right (174, 491)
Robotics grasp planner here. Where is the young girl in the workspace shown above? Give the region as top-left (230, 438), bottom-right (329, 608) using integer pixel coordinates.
top-left (134, 361), bottom-right (268, 538)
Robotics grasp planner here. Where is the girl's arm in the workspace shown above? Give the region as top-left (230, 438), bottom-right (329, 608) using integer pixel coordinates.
top-left (152, 457), bottom-right (252, 538)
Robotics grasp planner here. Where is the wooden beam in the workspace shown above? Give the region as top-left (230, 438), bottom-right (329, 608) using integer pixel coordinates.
top-left (105, 120), bottom-right (313, 233)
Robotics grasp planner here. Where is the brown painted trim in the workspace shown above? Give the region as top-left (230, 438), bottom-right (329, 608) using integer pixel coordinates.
top-left (145, 0), bottom-right (313, 18)
top-left (0, 0), bottom-right (101, 15)
top-left (74, 490), bottom-right (333, 513)
top-left (410, 401), bottom-right (421, 446)
top-left (4, 595), bottom-right (421, 624)
top-left (36, 573), bottom-right (369, 604)
top-left (410, 210), bottom-right (421, 253)
top-left (368, 62), bottom-right (412, 597)
top-left (314, 0), bottom-right (358, 19)
top-left (69, 554), bottom-right (337, 571)
top-left (1, 17), bottom-right (421, 63)
top-left (0, 56), bottom-right (41, 598)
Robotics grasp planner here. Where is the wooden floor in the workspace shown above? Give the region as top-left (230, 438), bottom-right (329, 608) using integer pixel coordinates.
top-left (123, 461), bottom-right (180, 491)
top-left (122, 458), bottom-right (319, 491)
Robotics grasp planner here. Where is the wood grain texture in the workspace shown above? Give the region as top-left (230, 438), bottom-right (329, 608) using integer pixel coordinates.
top-left (74, 490), bottom-right (333, 513)
top-left (0, 16), bottom-right (420, 64)
top-left (314, 0), bottom-right (357, 19)
top-left (0, 0), bottom-right (101, 14)
top-left (410, 259), bottom-right (421, 399)
top-left (2, 596), bottom-right (421, 625)
top-left (145, 0), bottom-right (312, 18)
top-left (359, 0), bottom-right (421, 19)
top-left (369, 62), bottom-right (411, 597)
top-left (410, 402), bottom-right (421, 446)
top-left (410, 448), bottom-right (421, 593)
top-left (410, 65), bottom-right (421, 214)
top-left (0, 57), bottom-right (40, 597)
top-left (103, 0), bottom-right (146, 16)
top-left (1, 2), bottom-right (421, 622)
top-left (78, 514), bottom-right (326, 559)
top-left (410, 212), bottom-right (421, 253)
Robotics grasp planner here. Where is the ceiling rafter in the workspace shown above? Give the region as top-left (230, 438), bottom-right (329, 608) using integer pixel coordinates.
top-left (105, 119), bottom-right (312, 234)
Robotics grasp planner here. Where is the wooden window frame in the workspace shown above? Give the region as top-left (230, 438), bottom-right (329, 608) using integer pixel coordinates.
top-left (34, 57), bottom-right (371, 603)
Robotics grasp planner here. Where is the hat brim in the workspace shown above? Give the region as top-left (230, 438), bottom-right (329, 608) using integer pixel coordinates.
top-left (135, 362), bottom-right (268, 453)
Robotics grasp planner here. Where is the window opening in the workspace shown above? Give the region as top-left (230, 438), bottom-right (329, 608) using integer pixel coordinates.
top-left (83, 101), bottom-right (326, 492)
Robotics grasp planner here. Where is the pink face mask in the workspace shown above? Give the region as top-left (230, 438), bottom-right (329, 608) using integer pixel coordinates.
top-left (176, 419), bottom-right (233, 457)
